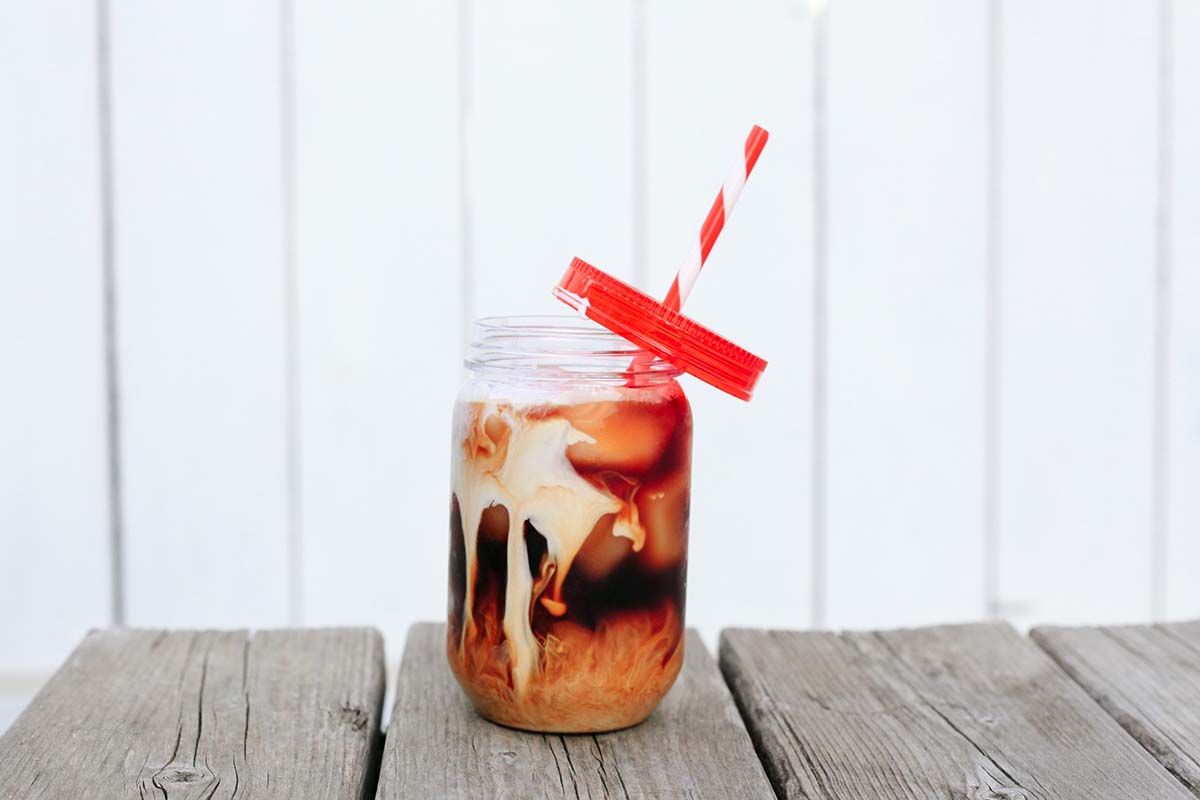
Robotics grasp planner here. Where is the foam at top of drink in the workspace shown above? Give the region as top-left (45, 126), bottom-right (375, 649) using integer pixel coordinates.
top-left (457, 374), bottom-right (682, 408)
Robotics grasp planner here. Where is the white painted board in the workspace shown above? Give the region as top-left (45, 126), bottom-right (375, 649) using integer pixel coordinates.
top-left (1166, 0), bottom-right (1200, 620)
top-left (292, 0), bottom-right (461, 656)
top-left (823, 0), bottom-right (989, 628)
top-left (997, 1), bottom-right (1157, 626)
top-left (645, 0), bottom-right (815, 640)
top-left (468, 0), bottom-right (637, 319)
top-left (108, 0), bottom-right (291, 627)
top-left (0, 1), bottom-right (112, 669)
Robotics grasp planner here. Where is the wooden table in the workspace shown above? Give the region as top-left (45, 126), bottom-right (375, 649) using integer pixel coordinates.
top-left (3, 621), bottom-right (1199, 799)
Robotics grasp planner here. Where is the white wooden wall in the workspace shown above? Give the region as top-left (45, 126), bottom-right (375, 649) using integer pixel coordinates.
top-left (2, 0), bottom-right (1198, 729)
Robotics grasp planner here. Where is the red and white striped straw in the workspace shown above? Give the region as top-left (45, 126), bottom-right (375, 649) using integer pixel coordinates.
top-left (661, 124), bottom-right (769, 310)
top-left (625, 125), bottom-right (768, 386)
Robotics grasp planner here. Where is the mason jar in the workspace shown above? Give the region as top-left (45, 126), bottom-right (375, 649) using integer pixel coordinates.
top-left (446, 315), bottom-right (692, 733)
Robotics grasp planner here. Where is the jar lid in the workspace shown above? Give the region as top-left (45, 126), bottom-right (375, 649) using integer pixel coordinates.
top-left (552, 257), bottom-right (767, 401)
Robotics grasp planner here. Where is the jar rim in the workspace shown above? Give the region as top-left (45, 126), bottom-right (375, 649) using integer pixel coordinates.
top-left (473, 314), bottom-right (636, 341)
top-left (465, 314), bottom-right (682, 385)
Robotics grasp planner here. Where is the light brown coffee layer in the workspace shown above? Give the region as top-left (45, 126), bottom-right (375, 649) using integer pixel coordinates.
top-left (448, 599), bottom-right (684, 733)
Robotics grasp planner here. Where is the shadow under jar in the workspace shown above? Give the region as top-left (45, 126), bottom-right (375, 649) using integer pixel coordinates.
top-left (447, 315), bottom-right (693, 733)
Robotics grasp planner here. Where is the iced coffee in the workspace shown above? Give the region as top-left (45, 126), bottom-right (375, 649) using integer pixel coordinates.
top-left (447, 317), bottom-right (691, 733)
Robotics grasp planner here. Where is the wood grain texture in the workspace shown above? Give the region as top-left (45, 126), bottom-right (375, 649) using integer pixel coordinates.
top-left (377, 623), bottom-right (774, 799)
top-left (720, 622), bottom-right (1192, 799)
top-left (1032, 621), bottom-right (1200, 795)
top-left (0, 628), bottom-right (384, 799)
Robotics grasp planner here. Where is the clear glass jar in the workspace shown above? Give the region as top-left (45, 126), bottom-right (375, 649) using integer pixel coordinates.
top-left (447, 315), bottom-right (692, 733)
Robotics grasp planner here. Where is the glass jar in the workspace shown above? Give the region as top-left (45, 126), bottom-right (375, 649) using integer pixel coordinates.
top-left (446, 315), bottom-right (693, 733)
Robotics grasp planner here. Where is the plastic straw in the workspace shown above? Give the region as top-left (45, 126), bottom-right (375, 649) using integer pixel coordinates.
top-left (627, 125), bottom-right (769, 384)
top-left (662, 125), bottom-right (769, 310)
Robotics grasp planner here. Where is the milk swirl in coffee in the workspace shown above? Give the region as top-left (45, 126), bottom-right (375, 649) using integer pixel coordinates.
top-left (447, 377), bottom-right (691, 733)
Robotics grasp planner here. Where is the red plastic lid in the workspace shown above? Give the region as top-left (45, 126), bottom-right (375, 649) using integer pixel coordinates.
top-left (553, 257), bottom-right (767, 401)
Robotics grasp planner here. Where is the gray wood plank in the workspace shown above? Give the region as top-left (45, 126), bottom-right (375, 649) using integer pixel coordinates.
top-left (0, 627), bottom-right (385, 799)
top-left (377, 623), bottom-right (774, 799)
top-left (1032, 621), bottom-right (1200, 796)
top-left (719, 622), bottom-right (1192, 799)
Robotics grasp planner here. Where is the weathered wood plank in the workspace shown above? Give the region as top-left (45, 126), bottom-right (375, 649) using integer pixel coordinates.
top-left (1032, 621), bottom-right (1200, 795)
top-left (0, 628), bottom-right (384, 799)
top-left (377, 623), bottom-right (774, 799)
top-left (719, 622), bottom-right (1192, 799)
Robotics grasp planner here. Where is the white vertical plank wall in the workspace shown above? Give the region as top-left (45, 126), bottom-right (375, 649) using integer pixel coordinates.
top-left (824, 0), bottom-right (989, 628)
top-left (109, 0), bottom-right (292, 627)
top-left (997, 1), bottom-right (1158, 626)
top-left (468, 0), bottom-right (637, 318)
top-left (292, 0), bottom-right (461, 654)
top-left (645, 0), bottom-right (815, 639)
top-left (0, 1), bottom-right (112, 668)
top-left (6, 4), bottom-right (1200, 735)
top-left (1165, 0), bottom-right (1200, 620)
